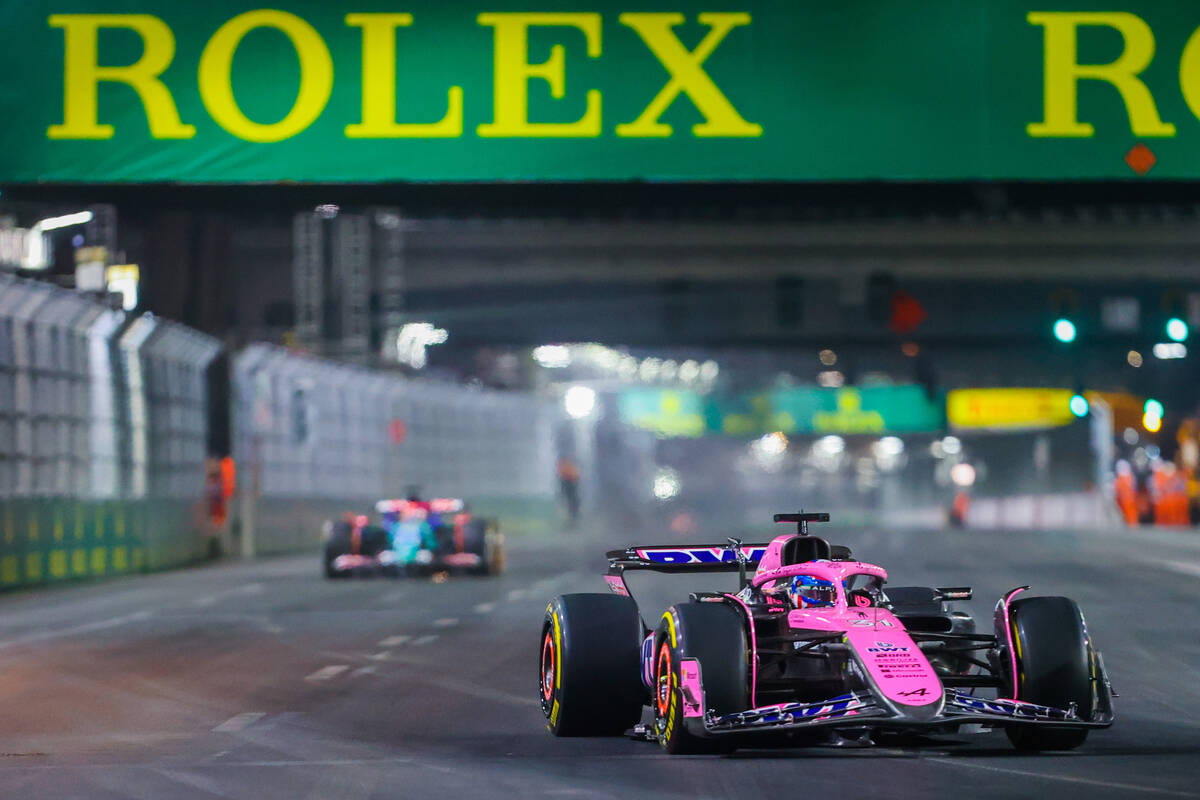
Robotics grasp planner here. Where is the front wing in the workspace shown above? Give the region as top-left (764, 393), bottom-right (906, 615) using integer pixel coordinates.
top-left (696, 689), bottom-right (1114, 737)
top-left (330, 551), bottom-right (483, 576)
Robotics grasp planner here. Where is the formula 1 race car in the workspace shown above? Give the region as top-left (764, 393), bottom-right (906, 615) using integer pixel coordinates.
top-left (323, 497), bottom-right (504, 578)
top-left (539, 512), bottom-right (1114, 753)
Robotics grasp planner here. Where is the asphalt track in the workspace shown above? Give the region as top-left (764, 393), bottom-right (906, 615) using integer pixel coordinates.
top-left (0, 519), bottom-right (1198, 799)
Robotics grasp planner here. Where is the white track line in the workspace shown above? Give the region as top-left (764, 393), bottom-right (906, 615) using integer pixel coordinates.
top-left (212, 713), bottom-right (266, 733)
top-left (193, 583), bottom-right (264, 608)
top-left (473, 602), bottom-right (496, 614)
top-left (432, 618), bottom-right (458, 628)
top-left (1144, 559), bottom-right (1200, 580)
top-left (304, 665), bottom-right (349, 682)
top-left (927, 758), bottom-right (1200, 798)
top-left (378, 635), bottom-right (410, 647)
top-left (411, 635), bottom-right (438, 646)
top-left (367, 651), bottom-right (392, 661)
top-left (0, 610), bottom-right (152, 651)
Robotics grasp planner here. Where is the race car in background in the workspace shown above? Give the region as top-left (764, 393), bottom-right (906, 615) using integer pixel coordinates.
top-left (323, 497), bottom-right (504, 578)
top-left (539, 512), bottom-right (1113, 753)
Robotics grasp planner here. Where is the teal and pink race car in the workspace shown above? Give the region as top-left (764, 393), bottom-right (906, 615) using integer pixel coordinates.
top-left (539, 512), bottom-right (1114, 753)
top-left (323, 498), bottom-right (504, 578)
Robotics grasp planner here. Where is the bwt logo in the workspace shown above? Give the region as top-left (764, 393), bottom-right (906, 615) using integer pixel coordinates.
top-left (637, 547), bottom-right (767, 565)
top-left (867, 641), bottom-right (908, 653)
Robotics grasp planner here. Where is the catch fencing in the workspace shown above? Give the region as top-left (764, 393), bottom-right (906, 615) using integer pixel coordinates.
top-left (232, 345), bottom-right (556, 555)
top-left (0, 274), bottom-right (220, 589)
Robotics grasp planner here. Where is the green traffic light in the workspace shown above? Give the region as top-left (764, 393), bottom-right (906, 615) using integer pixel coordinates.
top-left (1166, 317), bottom-right (1189, 342)
top-left (1053, 318), bottom-right (1077, 343)
top-left (1144, 398), bottom-right (1164, 418)
top-left (1069, 394), bottom-right (1089, 417)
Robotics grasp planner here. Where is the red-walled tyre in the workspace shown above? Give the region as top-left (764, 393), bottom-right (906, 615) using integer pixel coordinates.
top-left (654, 602), bottom-right (748, 754)
top-left (540, 594), bottom-right (644, 736)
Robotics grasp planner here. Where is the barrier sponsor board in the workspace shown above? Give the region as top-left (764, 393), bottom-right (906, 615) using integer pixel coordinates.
top-left (5, 1), bottom-right (1200, 181)
top-left (618, 385), bottom-right (943, 437)
top-left (947, 388), bottom-right (1077, 431)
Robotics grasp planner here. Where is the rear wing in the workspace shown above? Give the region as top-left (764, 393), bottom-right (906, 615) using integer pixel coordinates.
top-left (606, 543), bottom-right (770, 573)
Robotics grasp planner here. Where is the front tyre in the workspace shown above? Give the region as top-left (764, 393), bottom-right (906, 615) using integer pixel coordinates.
top-left (540, 594), bottom-right (644, 736)
top-left (655, 602), bottom-right (748, 754)
top-left (1004, 596), bottom-right (1096, 751)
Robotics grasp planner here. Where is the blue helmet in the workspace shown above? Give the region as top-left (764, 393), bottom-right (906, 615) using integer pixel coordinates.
top-left (788, 574), bottom-right (837, 608)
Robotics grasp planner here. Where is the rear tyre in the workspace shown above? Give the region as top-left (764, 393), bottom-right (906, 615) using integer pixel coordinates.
top-left (323, 521), bottom-right (352, 579)
top-left (540, 594), bottom-right (644, 736)
top-left (655, 602), bottom-right (748, 754)
top-left (1003, 596), bottom-right (1095, 751)
top-left (358, 525), bottom-right (390, 557)
top-left (464, 519), bottom-right (505, 575)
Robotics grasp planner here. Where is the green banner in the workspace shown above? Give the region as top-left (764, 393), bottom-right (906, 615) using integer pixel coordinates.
top-left (618, 388), bottom-right (707, 437)
top-left (768, 386), bottom-right (944, 435)
top-left (618, 384), bottom-right (943, 437)
top-left (4, 1), bottom-right (1200, 182)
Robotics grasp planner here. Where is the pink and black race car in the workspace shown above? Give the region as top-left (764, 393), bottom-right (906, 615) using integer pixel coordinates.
top-left (539, 512), bottom-right (1114, 753)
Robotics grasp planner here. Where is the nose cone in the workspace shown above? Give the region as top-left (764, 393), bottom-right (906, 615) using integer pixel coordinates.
top-left (845, 629), bottom-right (942, 707)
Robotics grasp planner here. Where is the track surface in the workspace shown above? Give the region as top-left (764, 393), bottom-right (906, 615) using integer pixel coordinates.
top-left (0, 521), bottom-right (1197, 799)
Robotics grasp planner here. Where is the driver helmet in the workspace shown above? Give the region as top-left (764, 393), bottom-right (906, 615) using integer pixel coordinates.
top-left (788, 574), bottom-right (837, 608)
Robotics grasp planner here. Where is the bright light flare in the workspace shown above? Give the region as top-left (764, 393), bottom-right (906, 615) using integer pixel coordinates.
top-left (533, 345), bottom-right (571, 369)
top-left (1069, 394), bottom-right (1089, 417)
top-left (950, 462), bottom-right (977, 487)
top-left (1053, 318), bottom-right (1076, 343)
top-left (34, 210), bottom-right (93, 231)
top-left (652, 467), bottom-right (681, 501)
top-left (563, 385), bottom-right (597, 419)
top-left (395, 322), bottom-right (448, 369)
top-left (1166, 317), bottom-right (1189, 342)
top-left (1153, 342), bottom-right (1187, 360)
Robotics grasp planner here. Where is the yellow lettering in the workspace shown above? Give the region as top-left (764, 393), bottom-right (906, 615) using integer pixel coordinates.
top-left (617, 13), bottom-right (760, 138)
top-left (1177, 26), bottom-right (1200, 126)
top-left (477, 13), bottom-right (601, 138)
top-left (47, 14), bottom-right (193, 140)
top-left (1026, 12), bottom-right (1174, 138)
top-left (345, 13), bottom-right (462, 138)
top-left (199, 10), bottom-right (332, 143)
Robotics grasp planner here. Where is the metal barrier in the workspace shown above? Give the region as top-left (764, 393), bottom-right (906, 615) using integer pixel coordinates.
top-left (232, 344), bottom-right (555, 555)
top-left (0, 274), bottom-right (221, 588)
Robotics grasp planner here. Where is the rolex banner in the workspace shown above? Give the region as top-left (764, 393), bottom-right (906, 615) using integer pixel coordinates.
top-left (2, 1), bottom-right (1200, 182)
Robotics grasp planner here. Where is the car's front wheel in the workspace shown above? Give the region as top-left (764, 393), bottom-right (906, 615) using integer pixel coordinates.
top-left (1003, 595), bottom-right (1096, 751)
top-left (654, 601), bottom-right (748, 754)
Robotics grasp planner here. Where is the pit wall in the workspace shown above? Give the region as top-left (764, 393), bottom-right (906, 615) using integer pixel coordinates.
top-left (0, 274), bottom-right (221, 590)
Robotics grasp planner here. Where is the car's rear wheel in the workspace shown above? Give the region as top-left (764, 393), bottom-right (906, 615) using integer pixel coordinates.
top-left (1004, 595), bottom-right (1095, 751)
top-left (655, 602), bottom-right (748, 754)
top-left (323, 521), bottom-right (352, 579)
top-left (540, 594), bottom-right (644, 736)
top-left (464, 519), bottom-right (504, 575)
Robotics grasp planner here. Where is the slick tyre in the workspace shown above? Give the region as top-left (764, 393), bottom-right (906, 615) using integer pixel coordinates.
top-left (1004, 596), bottom-right (1095, 751)
top-left (323, 521), bottom-right (352, 579)
top-left (465, 520), bottom-right (505, 576)
top-left (358, 525), bottom-right (390, 557)
top-left (655, 602), bottom-right (748, 755)
top-left (540, 594), bottom-right (644, 736)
